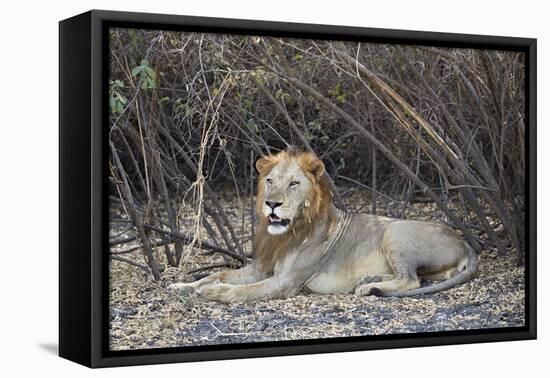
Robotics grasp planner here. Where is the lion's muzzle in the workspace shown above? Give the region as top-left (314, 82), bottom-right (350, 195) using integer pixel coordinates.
top-left (265, 201), bottom-right (291, 235)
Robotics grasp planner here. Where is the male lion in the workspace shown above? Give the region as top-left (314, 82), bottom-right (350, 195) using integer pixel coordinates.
top-left (170, 148), bottom-right (478, 303)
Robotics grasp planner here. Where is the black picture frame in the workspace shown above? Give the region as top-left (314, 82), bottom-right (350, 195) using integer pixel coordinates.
top-left (59, 9), bottom-right (537, 368)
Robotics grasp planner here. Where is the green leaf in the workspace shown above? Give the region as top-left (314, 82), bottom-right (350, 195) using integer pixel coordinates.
top-left (131, 66), bottom-right (143, 76)
top-left (246, 119), bottom-right (259, 134)
top-left (118, 94), bottom-right (128, 104)
top-left (144, 67), bottom-right (156, 78)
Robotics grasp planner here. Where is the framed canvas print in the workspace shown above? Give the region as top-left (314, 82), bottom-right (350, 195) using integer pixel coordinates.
top-left (59, 10), bottom-right (536, 368)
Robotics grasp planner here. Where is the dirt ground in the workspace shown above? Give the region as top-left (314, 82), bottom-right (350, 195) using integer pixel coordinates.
top-left (109, 193), bottom-right (525, 351)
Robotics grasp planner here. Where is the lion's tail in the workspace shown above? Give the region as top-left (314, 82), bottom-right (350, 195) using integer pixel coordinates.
top-left (381, 243), bottom-right (479, 298)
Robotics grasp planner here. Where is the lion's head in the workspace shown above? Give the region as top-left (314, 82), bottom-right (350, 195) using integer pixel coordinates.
top-left (252, 148), bottom-right (336, 274)
top-left (255, 148), bottom-right (329, 235)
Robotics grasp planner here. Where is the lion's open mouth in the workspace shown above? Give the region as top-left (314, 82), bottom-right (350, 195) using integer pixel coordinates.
top-left (268, 214), bottom-right (290, 227)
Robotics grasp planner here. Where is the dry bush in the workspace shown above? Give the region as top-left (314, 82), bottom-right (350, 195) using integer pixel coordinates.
top-left (108, 29), bottom-right (526, 280)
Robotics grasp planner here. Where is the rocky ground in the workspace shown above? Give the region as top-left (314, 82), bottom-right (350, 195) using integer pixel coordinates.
top-left (109, 193), bottom-right (525, 351)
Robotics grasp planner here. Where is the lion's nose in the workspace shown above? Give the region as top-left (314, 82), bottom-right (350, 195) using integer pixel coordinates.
top-left (265, 201), bottom-right (283, 210)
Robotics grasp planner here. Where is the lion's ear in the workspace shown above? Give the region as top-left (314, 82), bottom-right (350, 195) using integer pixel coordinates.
top-left (307, 157), bottom-right (325, 179)
top-left (255, 155), bottom-right (277, 176)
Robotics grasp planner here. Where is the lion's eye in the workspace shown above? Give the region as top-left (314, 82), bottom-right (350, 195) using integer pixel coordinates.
top-left (289, 181), bottom-right (300, 188)
top-left (266, 178), bottom-right (273, 185)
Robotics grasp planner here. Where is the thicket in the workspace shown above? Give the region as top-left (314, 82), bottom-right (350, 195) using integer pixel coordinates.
top-left (108, 29), bottom-right (526, 280)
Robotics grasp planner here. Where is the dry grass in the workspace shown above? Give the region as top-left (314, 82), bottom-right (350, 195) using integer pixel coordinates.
top-left (109, 192), bottom-right (525, 351)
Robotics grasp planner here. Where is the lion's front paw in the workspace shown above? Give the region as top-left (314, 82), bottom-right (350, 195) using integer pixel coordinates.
top-left (196, 283), bottom-right (236, 303)
top-left (168, 282), bottom-right (197, 296)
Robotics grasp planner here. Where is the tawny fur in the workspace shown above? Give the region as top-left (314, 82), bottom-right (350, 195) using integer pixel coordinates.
top-left (169, 148), bottom-right (478, 303)
top-left (254, 149), bottom-right (334, 274)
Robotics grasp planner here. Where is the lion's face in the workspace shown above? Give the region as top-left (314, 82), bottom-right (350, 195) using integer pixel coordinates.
top-left (262, 160), bottom-right (313, 235)
top-left (256, 150), bottom-right (325, 236)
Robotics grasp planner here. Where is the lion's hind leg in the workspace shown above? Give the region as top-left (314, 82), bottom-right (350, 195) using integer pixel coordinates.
top-left (355, 276), bottom-right (420, 297)
top-left (356, 274), bottom-right (395, 286)
top-left (355, 246), bottom-right (423, 296)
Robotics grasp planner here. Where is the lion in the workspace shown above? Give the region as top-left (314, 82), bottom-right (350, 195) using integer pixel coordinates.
top-left (169, 148), bottom-right (478, 303)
